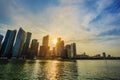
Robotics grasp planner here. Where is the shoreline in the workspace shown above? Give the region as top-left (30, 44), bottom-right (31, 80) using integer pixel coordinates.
top-left (0, 58), bottom-right (120, 61)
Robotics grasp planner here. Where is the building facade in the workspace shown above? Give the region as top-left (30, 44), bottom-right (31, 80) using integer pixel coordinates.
top-left (71, 43), bottom-right (76, 58)
top-left (22, 32), bottom-right (32, 57)
top-left (56, 38), bottom-right (64, 58)
top-left (0, 30), bottom-right (16, 58)
top-left (30, 39), bottom-right (39, 58)
top-left (65, 43), bottom-right (77, 59)
top-left (39, 35), bottom-right (49, 57)
top-left (0, 34), bottom-right (3, 49)
top-left (65, 45), bottom-right (71, 59)
top-left (12, 28), bottom-right (26, 57)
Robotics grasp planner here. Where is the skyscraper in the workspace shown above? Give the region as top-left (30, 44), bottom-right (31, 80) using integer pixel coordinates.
top-left (42, 35), bottom-right (49, 46)
top-left (39, 35), bottom-right (49, 57)
top-left (0, 30), bottom-right (16, 58)
top-left (65, 43), bottom-right (77, 59)
top-left (56, 38), bottom-right (61, 57)
top-left (65, 44), bottom-right (71, 59)
top-left (22, 32), bottom-right (32, 57)
top-left (56, 38), bottom-right (64, 57)
top-left (12, 28), bottom-right (26, 57)
top-left (30, 39), bottom-right (39, 58)
top-left (51, 47), bottom-right (56, 57)
top-left (0, 34), bottom-right (3, 49)
top-left (71, 43), bottom-right (76, 59)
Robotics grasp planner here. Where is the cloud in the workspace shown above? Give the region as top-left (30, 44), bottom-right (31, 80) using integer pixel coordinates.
top-left (0, 0), bottom-right (120, 56)
top-left (59, 0), bottom-right (84, 4)
top-left (98, 28), bottom-right (120, 36)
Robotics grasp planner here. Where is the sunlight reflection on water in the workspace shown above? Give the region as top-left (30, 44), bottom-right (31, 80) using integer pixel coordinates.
top-left (0, 60), bottom-right (120, 80)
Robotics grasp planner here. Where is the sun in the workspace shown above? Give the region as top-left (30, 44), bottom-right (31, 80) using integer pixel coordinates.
top-left (53, 39), bottom-right (57, 45)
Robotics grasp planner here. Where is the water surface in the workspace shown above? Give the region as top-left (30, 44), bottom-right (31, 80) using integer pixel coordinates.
top-left (0, 60), bottom-right (120, 80)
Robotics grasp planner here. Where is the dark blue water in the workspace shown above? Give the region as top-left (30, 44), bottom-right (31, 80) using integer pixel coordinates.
top-left (0, 60), bottom-right (120, 80)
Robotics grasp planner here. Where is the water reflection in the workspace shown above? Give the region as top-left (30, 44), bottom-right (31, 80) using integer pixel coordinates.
top-left (0, 60), bottom-right (26, 79)
top-left (1, 60), bottom-right (120, 80)
top-left (0, 60), bottom-right (79, 80)
top-left (77, 60), bottom-right (120, 80)
top-left (28, 60), bottom-right (78, 80)
top-left (43, 60), bottom-right (79, 80)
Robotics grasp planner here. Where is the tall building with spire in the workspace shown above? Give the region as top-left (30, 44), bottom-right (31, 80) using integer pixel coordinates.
top-left (0, 30), bottom-right (16, 58)
top-left (12, 28), bottom-right (26, 57)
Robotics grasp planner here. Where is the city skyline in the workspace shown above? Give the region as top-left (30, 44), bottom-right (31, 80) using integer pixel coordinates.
top-left (0, 27), bottom-right (77, 59)
top-left (0, 0), bottom-right (120, 56)
top-left (0, 27), bottom-right (119, 59)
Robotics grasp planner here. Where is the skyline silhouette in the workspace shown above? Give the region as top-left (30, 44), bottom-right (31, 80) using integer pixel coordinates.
top-left (0, 27), bottom-right (77, 59)
top-left (0, 27), bottom-right (119, 60)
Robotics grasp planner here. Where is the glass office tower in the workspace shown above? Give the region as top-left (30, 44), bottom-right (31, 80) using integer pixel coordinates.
top-left (12, 28), bottom-right (26, 58)
top-left (0, 30), bottom-right (16, 58)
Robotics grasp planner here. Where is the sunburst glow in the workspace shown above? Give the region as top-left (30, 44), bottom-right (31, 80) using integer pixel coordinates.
top-left (53, 39), bottom-right (57, 45)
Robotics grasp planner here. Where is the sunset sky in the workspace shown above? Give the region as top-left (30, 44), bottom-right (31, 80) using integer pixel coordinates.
top-left (0, 0), bottom-right (120, 56)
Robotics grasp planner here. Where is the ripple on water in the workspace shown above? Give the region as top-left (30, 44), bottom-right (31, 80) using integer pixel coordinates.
top-left (0, 60), bottom-right (120, 80)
